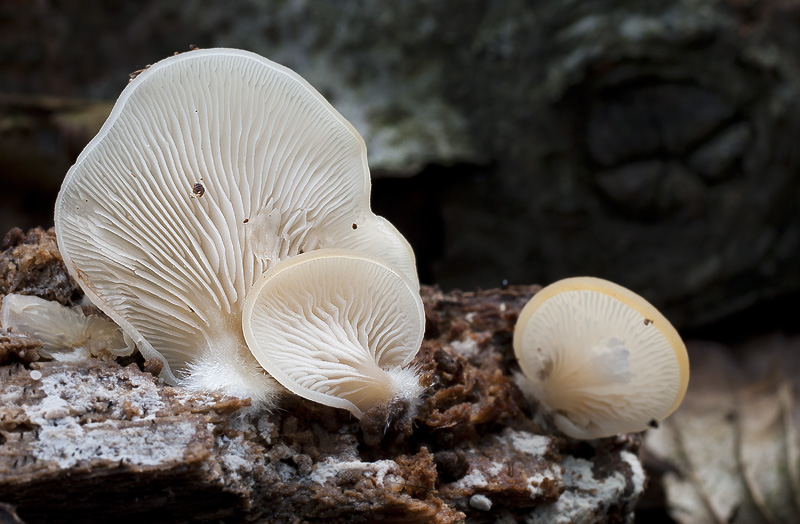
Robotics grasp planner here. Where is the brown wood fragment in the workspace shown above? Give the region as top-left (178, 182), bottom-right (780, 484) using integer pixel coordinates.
top-left (0, 331), bottom-right (40, 365)
top-left (0, 227), bottom-right (81, 306)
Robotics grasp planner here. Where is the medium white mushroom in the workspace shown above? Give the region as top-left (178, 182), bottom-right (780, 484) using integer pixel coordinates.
top-left (55, 48), bottom-right (417, 405)
top-left (242, 249), bottom-right (424, 418)
top-left (1, 294), bottom-right (134, 362)
top-left (513, 277), bottom-right (690, 440)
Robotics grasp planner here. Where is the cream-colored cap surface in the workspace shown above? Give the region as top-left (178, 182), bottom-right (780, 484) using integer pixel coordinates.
top-left (513, 276), bottom-right (690, 439)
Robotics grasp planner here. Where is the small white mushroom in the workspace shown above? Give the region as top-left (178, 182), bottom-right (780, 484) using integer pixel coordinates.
top-left (242, 249), bottom-right (424, 418)
top-left (1, 294), bottom-right (134, 362)
top-left (513, 277), bottom-right (690, 440)
top-left (54, 49), bottom-right (417, 405)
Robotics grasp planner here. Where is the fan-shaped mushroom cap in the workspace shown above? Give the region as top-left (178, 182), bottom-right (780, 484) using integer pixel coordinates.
top-left (54, 48), bottom-right (417, 404)
top-left (1, 294), bottom-right (134, 362)
top-left (242, 249), bottom-right (424, 418)
top-left (513, 277), bottom-right (690, 440)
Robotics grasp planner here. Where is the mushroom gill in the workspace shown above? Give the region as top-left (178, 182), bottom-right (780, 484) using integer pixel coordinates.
top-left (54, 48), bottom-right (417, 405)
top-left (1, 294), bottom-right (134, 362)
top-left (513, 276), bottom-right (690, 440)
top-left (243, 249), bottom-right (424, 418)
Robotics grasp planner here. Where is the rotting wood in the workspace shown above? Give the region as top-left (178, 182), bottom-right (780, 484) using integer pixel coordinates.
top-left (0, 229), bottom-right (644, 523)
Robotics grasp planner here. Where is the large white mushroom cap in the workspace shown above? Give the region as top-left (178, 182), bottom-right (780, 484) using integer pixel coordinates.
top-left (243, 249), bottom-right (424, 418)
top-left (54, 48), bottom-right (417, 405)
top-left (513, 277), bottom-right (690, 440)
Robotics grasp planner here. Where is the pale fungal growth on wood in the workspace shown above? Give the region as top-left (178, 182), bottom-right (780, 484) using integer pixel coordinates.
top-left (54, 48), bottom-right (418, 406)
top-left (243, 249), bottom-right (425, 418)
top-left (513, 277), bottom-right (690, 440)
top-left (1, 294), bottom-right (134, 362)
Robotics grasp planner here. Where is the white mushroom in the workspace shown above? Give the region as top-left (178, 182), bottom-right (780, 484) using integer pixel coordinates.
top-left (1, 294), bottom-right (134, 362)
top-left (54, 48), bottom-right (417, 405)
top-left (513, 277), bottom-right (690, 440)
top-left (242, 249), bottom-right (424, 418)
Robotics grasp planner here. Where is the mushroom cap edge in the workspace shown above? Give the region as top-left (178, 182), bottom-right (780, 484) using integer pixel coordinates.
top-left (241, 248), bottom-right (425, 417)
top-left (513, 276), bottom-right (690, 425)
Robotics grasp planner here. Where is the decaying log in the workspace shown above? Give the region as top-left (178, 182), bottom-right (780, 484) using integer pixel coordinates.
top-left (0, 231), bottom-right (645, 523)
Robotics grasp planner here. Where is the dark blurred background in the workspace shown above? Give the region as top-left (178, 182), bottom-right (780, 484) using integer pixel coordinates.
top-left (1, 0), bottom-right (799, 339)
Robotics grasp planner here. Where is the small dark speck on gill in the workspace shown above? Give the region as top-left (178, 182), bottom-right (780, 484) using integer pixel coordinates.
top-left (352, 223), bottom-right (358, 230)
